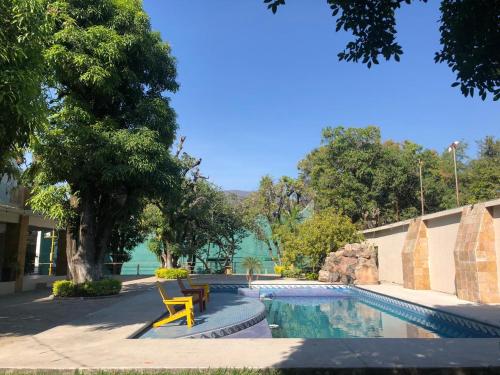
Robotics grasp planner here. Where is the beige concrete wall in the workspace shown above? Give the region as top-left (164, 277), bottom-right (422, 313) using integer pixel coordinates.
top-left (364, 225), bottom-right (408, 285)
top-left (425, 213), bottom-right (461, 294)
top-left (362, 199), bottom-right (500, 297)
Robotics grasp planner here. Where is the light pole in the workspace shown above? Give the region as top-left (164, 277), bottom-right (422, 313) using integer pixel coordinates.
top-left (418, 159), bottom-right (425, 216)
top-left (448, 141), bottom-right (460, 207)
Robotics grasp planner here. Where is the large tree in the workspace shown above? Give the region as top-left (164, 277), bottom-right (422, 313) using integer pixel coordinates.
top-left (242, 176), bottom-right (310, 264)
top-left (463, 136), bottom-right (500, 204)
top-left (264, 0), bottom-right (499, 100)
top-left (30, 0), bottom-right (179, 283)
top-left (0, 0), bottom-right (51, 175)
top-left (299, 126), bottom-right (447, 228)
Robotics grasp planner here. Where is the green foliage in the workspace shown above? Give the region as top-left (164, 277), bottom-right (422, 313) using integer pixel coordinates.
top-left (242, 176), bottom-right (310, 264)
top-left (463, 137), bottom-right (500, 203)
top-left (142, 144), bottom-right (248, 272)
top-left (299, 127), bottom-right (499, 230)
top-left (53, 279), bottom-right (122, 297)
top-left (273, 265), bottom-right (285, 275)
top-left (264, 0), bottom-right (498, 100)
top-left (154, 268), bottom-right (188, 279)
top-left (299, 126), bottom-right (450, 227)
top-left (281, 268), bottom-right (302, 279)
top-left (305, 272), bottom-right (318, 281)
top-left (241, 256), bottom-right (263, 275)
top-left (0, 0), bottom-right (51, 174)
top-left (29, 0), bottom-right (179, 282)
top-left (435, 0), bottom-right (499, 100)
top-left (280, 208), bottom-right (362, 271)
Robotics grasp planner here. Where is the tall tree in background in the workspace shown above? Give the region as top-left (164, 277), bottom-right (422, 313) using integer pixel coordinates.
top-left (242, 176), bottom-right (310, 264)
top-left (298, 126), bottom-right (382, 225)
top-left (299, 126), bottom-right (449, 228)
top-left (264, 0), bottom-right (499, 100)
top-left (30, 0), bottom-right (179, 283)
top-left (464, 136), bottom-right (500, 203)
top-left (0, 0), bottom-right (51, 175)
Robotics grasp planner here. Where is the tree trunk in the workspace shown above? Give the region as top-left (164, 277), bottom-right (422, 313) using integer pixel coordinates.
top-left (71, 197), bottom-right (98, 283)
top-left (67, 195), bottom-right (115, 283)
top-left (196, 255), bottom-right (211, 273)
top-left (164, 250), bottom-right (174, 269)
top-left (273, 239), bottom-right (282, 265)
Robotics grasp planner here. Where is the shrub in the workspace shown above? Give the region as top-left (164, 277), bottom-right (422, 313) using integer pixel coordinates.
top-left (155, 268), bottom-right (188, 279)
top-left (305, 272), bottom-right (318, 281)
top-left (274, 265), bottom-right (285, 275)
top-left (281, 269), bottom-right (302, 278)
top-left (53, 279), bottom-right (122, 297)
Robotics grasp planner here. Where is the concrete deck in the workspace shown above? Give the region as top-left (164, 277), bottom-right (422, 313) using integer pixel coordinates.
top-left (1, 277), bottom-right (500, 371)
top-left (141, 292), bottom-right (266, 339)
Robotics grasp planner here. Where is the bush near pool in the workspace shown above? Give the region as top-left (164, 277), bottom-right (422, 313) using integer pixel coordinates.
top-left (155, 268), bottom-right (188, 279)
top-left (53, 279), bottom-right (122, 297)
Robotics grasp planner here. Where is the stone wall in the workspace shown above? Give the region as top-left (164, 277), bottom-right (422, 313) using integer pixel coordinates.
top-left (318, 243), bottom-right (379, 284)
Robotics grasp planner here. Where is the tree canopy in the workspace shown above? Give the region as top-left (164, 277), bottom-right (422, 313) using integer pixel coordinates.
top-left (298, 126), bottom-right (499, 229)
top-left (264, 0), bottom-right (499, 100)
top-left (29, 0), bottom-right (179, 282)
top-left (0, 0), bottom-right (51, 175)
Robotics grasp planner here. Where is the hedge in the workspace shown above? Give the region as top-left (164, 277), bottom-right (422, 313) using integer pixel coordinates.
top-left (155, 268), bottom-right (188, 279)
top-left (53, 279), bottom-right (122, 297)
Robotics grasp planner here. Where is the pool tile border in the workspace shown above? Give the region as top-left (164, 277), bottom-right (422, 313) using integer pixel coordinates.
top-left (211, 283), bottom-right (500, 338)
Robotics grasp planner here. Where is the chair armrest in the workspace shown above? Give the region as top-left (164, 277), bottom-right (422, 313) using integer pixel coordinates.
top-left (171, 297), bottom-right (194, 301)
top-left (163, 298), bottom-right (192, 306)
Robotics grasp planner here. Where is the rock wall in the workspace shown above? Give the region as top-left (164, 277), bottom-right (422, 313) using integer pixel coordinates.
top-left (318, 243), bottom-right (379, 284)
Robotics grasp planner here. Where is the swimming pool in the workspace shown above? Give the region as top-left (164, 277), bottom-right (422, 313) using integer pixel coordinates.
top-left (254, 286), bottom-right (500, 339)
top-left (137, 284), bottom-right (500, 339)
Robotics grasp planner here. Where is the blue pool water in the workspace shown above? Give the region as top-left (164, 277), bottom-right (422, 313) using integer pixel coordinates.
top-left (264, 296), bottom-right (440, 338)
top-left (250, 286), bottom-right (500, 339)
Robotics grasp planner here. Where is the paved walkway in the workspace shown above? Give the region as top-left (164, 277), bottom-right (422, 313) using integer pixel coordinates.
top-left (0, 277), bottom-right (500, 370)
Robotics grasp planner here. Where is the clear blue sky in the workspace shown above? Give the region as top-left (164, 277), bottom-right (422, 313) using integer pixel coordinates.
top-left (144, 0), bottom-right (499, 191)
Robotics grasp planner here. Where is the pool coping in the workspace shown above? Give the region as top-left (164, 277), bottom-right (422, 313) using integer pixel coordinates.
top-left (354, 285), bottom-right (500, 335)
top-left (212, 283), bottom-right (500, 338)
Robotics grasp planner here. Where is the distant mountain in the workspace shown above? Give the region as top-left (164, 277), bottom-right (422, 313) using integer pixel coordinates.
top-left (225, 190), bottom-right (252, 198)
top-left (224, 190), bottom-right (252, 200)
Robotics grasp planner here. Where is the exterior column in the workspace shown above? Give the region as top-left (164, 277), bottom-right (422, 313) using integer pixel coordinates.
top-left (14, 215), bottom-right (29, 292)
top-left (401, 218), bottom-right (430, 290)
top-left (454, 204), bottom-right (500, 303)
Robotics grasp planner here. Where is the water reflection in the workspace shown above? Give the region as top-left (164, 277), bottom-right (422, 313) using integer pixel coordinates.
top-left (264, 297), bottom-right (438, 338)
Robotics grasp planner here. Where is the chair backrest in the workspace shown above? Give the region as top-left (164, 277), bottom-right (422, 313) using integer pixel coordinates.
top-left (176, 277), bottom-right (186, 291)
top-left (186, 274), bottom-right (194, 288)
top-left (156, 281), bottom-right (176, 315)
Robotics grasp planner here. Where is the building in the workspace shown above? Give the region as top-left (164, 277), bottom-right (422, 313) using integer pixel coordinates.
top-left (0, 175), bottom-right (64, 295)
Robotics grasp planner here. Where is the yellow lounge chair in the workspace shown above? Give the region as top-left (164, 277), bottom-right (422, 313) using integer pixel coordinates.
top-left (187, 274), bottom-right (210, 302)
top-left (154, 281), bottom-right (195, 328)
